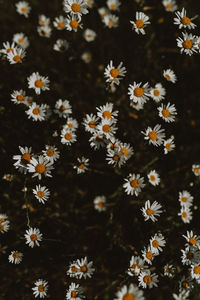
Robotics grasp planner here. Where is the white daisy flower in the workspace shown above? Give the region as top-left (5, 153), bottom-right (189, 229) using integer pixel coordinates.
top-left (149, 83), bottom-right (166, 102)
top-left (183, 231), bottom-right (200, 250)
top-left (75, 257), bottom-right (95, 279)
top-left (33, 185), bottom-right (50, 204)
top-left (150, 233), bottom-right (166, 254)
top-left (65, 15), bottom-right (83, 31)
top-left (123, 173), bottom-right (145, 196)
top-left (61, 129), bottom-right (77, 145)
top-left (128, 82), bottom-right (150, 105)
top-left (93, 196), bottom-right (106, 212)
top-left (63, 118), bottom-right (79, 132)
top-left (192, 164), bottom-right (200, 176)
top-left (24, 228), bottom-right (43, 248)
top-left (142, 124), bottom-right (165, 147)
top-left (194, 36), bottom-right (200, 53)
top-left (181, 247), bottom-right (200, 266)
top-left (24, 96), bottom-right (33, 106)
top-left (96, 118), bottom-right (118, 139)
top-left (27, 155), bottom-right (54, 180)
top-left (66, 261), bottom-right (81, 278)
top-left (104, 60), bottom-right (126, 87)
top-left (32, 279), bottom-right (48, 298)
top-left (81, 51), bottom-right (92, 63)
top-left (98, 7), bottom-right (109, 19)
top-left (53, 15), bottom-right (67, 30)
top-left (172, 290), bottom-right (190, 300)
top-left (66, 282), bottom-right (85, 300)
top-left (147, 170), bottom-right (160, 186)
top-left (38, 15), bottom-right (50, 26)
top-left (13, 146), bottom-right (32, 174)
top-left (177, 32), bottom-right (197, 56)
top-left (141, 200), bottom-right (163, 222)
top-left (114, 283), bottom-right (145, 300)
top-left (0, 214), bottom-right (8, 224)
top-left (127, 256), bottom-right (146, 276)
top-left (107, 0), bottom-right (121, 11)
top-left (8, 251), bottom-right (23, 264)
top-left (26, 102), bottom-right (47, 121)
top-left (89, 134), bottom-right (106, 150)
top-left (16, 1), bottom-right (31, 18)
top-left (179, 191), bottom-right (193, 208)
top-left (27, 72), bottom-right (50, 95)
top-left (102, 14), bottom-right (119, 28)
top-left (138, 270), bottom-right (159, 289)
top-left (190, 264), bottom-right (200, 280)
top-left (13, 33), bottom-right (29, 49)
top-left (162, 0), bottom-right (177, 12)
top-left (64, 0), bottom-right (89, 20)
top-left (163, 138), bottom-right (175, 154)
top-left (37, 26), bottom-right (52, 38)
top-left (73, 157), bottom-right (89, 174)
top-left (83, 113), bottom-right (99, 133)
top-left (83, 29), bottom-right (96, 42)
top-left (106, 137), bottom-right (120, 151)
top-left (53, 39), bottom-right (69, 52)
top-left (119, 143), bottom-right (134, 161)
top-left (42, 145), bottom-right (60, 163)
top-left (130, 12), bottom-right (150, 35)
top-left (11, 89), bottom-right (26, 105)
top-left (163, 264), bottom-right (175, 278)
top-left (106, 149), bottom-right (126, 168)
top-left (0, 41), bottom-right (17, 57)
top-left (163, 69), bottom-right (177, 83)
top-left (97, 102), bottom-right (118, 121)
top-left (174, 8), bottom-right (196, 30)
top-left (0, 221), bottom-right (10, 234)
top-left (179, 276), bottom-right (194, 291)
top-left (54, 99), bottom-right (72, 118)
top-left (141, 246), bottom-right (157, 265)
top-left (178, 207), bottom-right (193, 224)
top-left (7, 47), bottom-right (26, 64)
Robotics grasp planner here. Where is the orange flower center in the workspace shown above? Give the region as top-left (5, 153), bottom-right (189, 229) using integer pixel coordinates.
top-left (7, 48), bottom-right (14, 53)
top-left (165, 143), bottom-right (171, 150)
top-left (181, 17), bottom-right (191, 25)
top-left (35, 80), bottom-right (44, 88)
top-left (97, 201), bottom-right (103, 207)
top-left (16, 94), bottom-right (24, 101)
top-left (136, 19), bottom-right (144, 28)
top-left (148, 131), bottom-right (157, 141)
top-left (89, 121), bottom-right (96, 128)
top-left (102, 124), bottom-right (111, 133)
top-left (38, 285), bottom-right (44, 292)
top-left (162, 109), bottom-right (170, 118)
top-left (150, 175), bottom-right (155, 181)
top-left (110, 68), bottom-right (119, 78)
top-left (70, 20), bottom-right (79, 29)
top-left (37, 191), bottom-right (44, 198)
top-left (134, 87), bottom-right (143, 97)
top-left (78, 163), bottom-right (85, 169)
top-left (103, 111), bottom-right (112, 119)
top-left (108, 20), bottom-right (114, 26)
top-left (13, 55), bottom-right (21, 62)
top-left (22, 153), bottom-right (31, 163)
top-left (68, 123), bottom-right (73, 128)
top-left (165, 74), bottom-right (171, 80)
top-left (60, 105), bottom-right (66, 112)
top-left (194, 168), bottom-right (199, 173)
top-left (71, 266), bottom-right (78, 272)
top-left (58, 22), bottom-right (65, 28)
top-left (120, 148), bottom-right (128, 157)
top-left (13, 252), bottom-right (19, 259)
top-left (110, 4), bottom-right (116, 9)
top-left (152, 240), bottom-right (159, 248)
top-left (123, 294), bottom-right (135, 300)
top-left (40, 20), bottom-right (45, 25)
top-left (21, 7), bottom-right (27, 12)
top-left (183, 40), bottom-right (192, 49)
top-left (33, 108), bottom-right (39, 115)
top-left (71, 290), bottom-right (77, 298)
top-left (143, 275), bottom-right (152, 284)
top-left (181, 197), bottom-right (187, 203)
top-left (113, 155), bottom-right (120, 162)
top-left (71, 3), bottom-right (81, 12)
top-left (30, 234), bottom-right (37, 241)
top-left (182, 211), bottom-right (187, 218)
top-left (64, 133), bottom-right (72, 140)
top-left (146, 251), bottom-right (153, 260)
top-left (35, 163), bottom-right (46, 174)
top-left (166, 4), bottom-right (172, 9)
top-left (18, 38), bottom-right (24, 43)
top-left (46, 148), bottom-right (54, 157)
top-left (80, 265), bottom-right (87, 272)
top-left (154, 89), bottom-right (160, 96)
top-left (0, 218), bottom-right (5, 223)
top-left (146, 208), bottom-right (154, 216)
top-left (130, 179), bottom-right (139, 188)
top-left (194, 266), bottom-right (200, 274)
top-left (189, 237), bottom-right (196, 245)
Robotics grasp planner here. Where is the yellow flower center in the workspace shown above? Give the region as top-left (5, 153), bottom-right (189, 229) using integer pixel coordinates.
top-left (181, 17), bottom-right (191, 25)
top-left (71, 266), bottom-right (78, 272)
top-left (103, 111), bottom-right (112, 119)
top-left (37, 191), bottom-right (44, 198)
top-left (13, 55), bottom-right (21, 62)
top-left (80, 265), bottom-right (87, 272)
top-left (7, 48), bottom-right (14, 53)
top-left (35, 80), bottom-right (44, 88)
top-left (40, 20), bottom-right (45, 25)
top-left (70, 20), bottom-right (79, 29)
top-left (108, 20), bottom-right (114, 26)
top-left (71, 3), bottom-right (81, 12)
top-left (165, 143), bottom-right (171, 150)
top-left (130, 179), bottom-right (139, 188)
top-left (189, 237), bottom-right (196, 245)
top-left (143, 275), bottom-right (152, 284)
top-left (165, 74), bottom-right (171, 80)
top-left (21, 7), bottom-right (27, 12)
top-left (120, 148), bottom-right (128, 157)
top-left (123, 294), bottom-right (135, 300)
top-left (134, 87), bottom-right (143, 97)
top-left (0, 225), bottom-right (4, 231)
top-left (30, 234), bottom-right (37, 241)
top-left (18, 38), bottom-right (24, 43)
top-left (113, 155), bottom-right (120, 162)
top-left (22, 153), bottom-right (31, 163)
top-left (162, 109), bottom-right (170, 118)
top-left (194, 168), bottom-right (199, 173)
top-left (183, 40), bottom-right (192, 49)
top-left (16, 94), bottom-right (24, 101)
top-left (110, 4), bottom-right (116, 9)
top-left (46, 148), bottom-right (54, 157)
top-left (102, 124), bottom-right (111, 133)
top-left (89, 121), bottom-right (96, 128)
top-left (182, 211), bottom-right (187, 218)
top-left (166, 4), bottom-right (172, 9)
top-left (136, 19), bottom-right (144, 28)
top-left (58, 22), bottom-right (65, 28)
top-left (64, 133), bottom-right (72, 140)
top-left (0, 218), bottom-right (5, 223)
top-left (146, 208), bottom-right (154, 216)
top-left (97, 201), bottom-right (103, 207)
top-left (152, 240), bottom-right (159, 248)
top-left (194, 266), bottom-right (200, 274)
top-left (33, 108), bottom-right (39, 115)
top-left (150, 175), bottom-right (155, 181)
top-left (146, 251), bottom-right (153, 260)
top-left (13, 252), bottom-right (19, 259)
top-left (154, 89), bottom-right (160, 96)
top-left (110, 68), bottom-right (119, 78)
top-left (38, 285), bottom-right (44, 292)
top-left (71, 290), bottom-right (77, 298)
top-left (35, 163), bottom-right (46, 174)
top-left (78, 163), bottom-right (85, 169)
top-left (148, 131), bottom-right (157, 141)
top-left (181, 197), bottom-right (187, 203)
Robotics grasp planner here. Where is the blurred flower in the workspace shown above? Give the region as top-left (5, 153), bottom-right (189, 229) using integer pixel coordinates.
top-left (54, 99), bottom-right (72, 118)
top-left (114, 283), bottom-right (145, 300)
top-left (53, 39), bottom-right (69, 52)
top-left (53, 15), bottom-right (67, 30)
top-left (13, 32), bottom-right (29, 49)
top-left (107, 0), bottom-right (121, 11)
top-left (81, 51), bottom-right (92, 63)
top-left (163, 69), bottom-right (177, 83)
top-left (38, 15), bottom-right (50, 26)
top-left (163, 264), bottom-right (175, 278)
top-left (192, 164), bottom-right (200, 176)
top-left (162, 0), bottom-right (177, 12)
top-left (93, 196), bottom-right (106, 212)
top-left (83, 29), bottom-right (96, 42)
top-left (149, 83), bottom-right (166, 102)
top-left (178, 206), bottom-right (193, 224)
top-left (16, 1), bottom-right (31, 18)
top-left (102, 14), bottom-right (119, 28)
top-left (147, 170), bottom-right (160, 186)
top-left (37, 26), bottom-right (52, 38)
top-left (179, 191), bottom-right (193, 208)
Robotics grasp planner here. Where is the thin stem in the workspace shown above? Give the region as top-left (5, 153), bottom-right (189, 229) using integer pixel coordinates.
top-left (24, 178), bottom-right (31, 228)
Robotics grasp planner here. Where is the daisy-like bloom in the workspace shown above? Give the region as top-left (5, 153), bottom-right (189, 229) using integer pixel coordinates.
top-left (163, 264), bottom-right (175, 278)
top-left (173, 290), bottom-right (190, 300)
top-left (38, 15), bottom-right (50, 26)
top-left (128, 82), bottom-right (150, 105)
top-left (106, 137), bottom-right (120, 151)
top-left (106, 149), bottom-right (126, 168)
top-left (64, 0), bottom-right (89, 19)
top-left (81, 51), bottom-right (92, 63)
top-left (174, 8), bottom-right (196, 30)
top-left (27, 155), bottom-right (54, 180)
top-left (2, 174), bottom-right (14, 181)
top-left (7, 47), bottom-right (26, 64)
top-left (96, 118), bottom-right (118, 139)
top-left (63, 118), bottom-right (79, 132)
top-left (162, 0), bottom-right (177, 12)
top-left (0, 41), bottom-right (17, 57)
top-left (102, 14), bottom-right (119, 28)
top-left (16, 1), bottom-right (31, 18)
top-left (147, 170), bottom-right (160, 186)
top-left (85, 0), bottom-right (94, 8)
top-left (83, 113), bottom-right (99, 133)
top-left (149, 83), bottom-right (166, 103)
top-left (32, 279), bottom-right (48, 298)
top-left (141, 200), bottom-right (163, 222)
top-left (123, 173), bottom-right (145, 196)
top-left (26, 103), bottom-right (47, 122)
top-left (53, 39), bottom-right (69, 52)
top-left (107, 0), bottom-right (121, 11)
top-left (104, 60), bottom-right (126, 87)
top-left (192, 164), bottom-right (200, 176)
top-left (130, 100), bottom-right (144, 111)
top-left (190, 264), bottom-right (200, 280)
top-left (24, 228), bottom-right (43, 248)
top-left (65, 15), bottom-right (83, 31)
top-left (89, 134), bottom-right (106, 150)
top-left (54, 99), bottom-right (72, 118)
top-left (66, 261), bottom-right (81, 278)
top-left (53, 15), bottom-right (67, 30)
top-left (75, 257), bottom-right (95, 279)
top-left (181, 247), bottom-right (200, 266)
top-left (98, 7), bottom-right (109, 19)
top-left (183, 231), bottom-right (200, 250)
top-left (114, 283), bottom-right (145, 300)
top-left (97, 102), bottom-right (118, 121)
top-left (93, 196), bottom-right (106, 212)
top-left (179, 276), bottom-right (194, 292)
top-left (27, 72), bottom-right (50, 95)
top-left (142, 124), bottom-right (165, 147)
top-left (164, 138), bottom-right (175, 154)
top-left (33, 185), bottom-right (50, 204)
top-left (130, 12), bottom-right (150, 35)
top-left (138, 270), bottom-right (159, 289)
top-left (11, 89), bottom-right (26, 105)
top-left (142, 246), bottom-right (158, 265)
top-left (37, 26), bottom-right (52, 38)
top-left (0, 214), bottom-right (9, 224)
top-left (13, 146), bottom-right (32, 174)
top-left (127, 256), bottom-right (147, 276)
top-left (163, 69), bottom-right (177, 83)
top-left (177, 32), bottom-right (197, 56)
top-left (83, 29), bottom-right (96, 42)
top-left (150, 233), bottom-right (166, 254)
top-left (0, 221), bottom-right (10, 234)
top-left (179, 191), bottom-right (193, 208)
top-left (24, 96), bottom-right (33, 106)
top-left (42, 145), bottom-right (60, 163)
top-left (194, 36), bottom-right (200, 53)
top-left (66, 282), bottom-right (85, 300)
top-left (178, 207), bottom-right (193, 224)
top-left (119, 143), bottom-right (134, 161)
top-left (73, 157), bottom-right (89, 174)
top-left (61, 129), bottom-right (77, 145)
top-left (8, 251), bottom-right (23, 264)
top-left (13, 33), bottom-right (29, 49)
